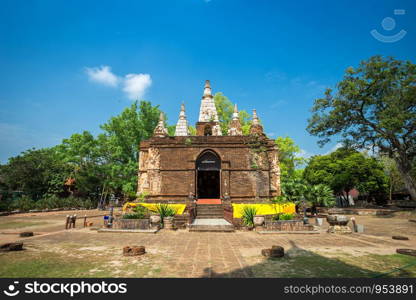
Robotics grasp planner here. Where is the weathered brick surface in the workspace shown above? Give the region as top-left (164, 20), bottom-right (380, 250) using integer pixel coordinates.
top-left (137, 136), bottom-right (281, 203)
top-left (264, 220), bottom-right (314, 231)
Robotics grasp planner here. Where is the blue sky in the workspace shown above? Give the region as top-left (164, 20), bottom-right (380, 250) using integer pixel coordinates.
top-left (0, 0), bottom-right (415, 163)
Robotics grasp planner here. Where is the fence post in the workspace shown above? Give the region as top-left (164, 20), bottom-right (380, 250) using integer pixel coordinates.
top-left (73, 214), bottom-right (77, 228)
top-left (65, 215), bottom-right (70, 229)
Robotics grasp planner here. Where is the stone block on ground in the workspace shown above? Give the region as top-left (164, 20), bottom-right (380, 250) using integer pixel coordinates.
top-left (19, 231), bottom-right (34, 237)
top-left (392, 235), bottom-right (409, 240)
top-left (327, 225), bottom-right (352, 234)
top-left (396, 249), bottom-right (416, 256)
top-left (262, 245), bottom-right (284, 258)
top-left (0, 242), bottom-right (23, 251)
top-left (123, 246), bottom-right (146, 256)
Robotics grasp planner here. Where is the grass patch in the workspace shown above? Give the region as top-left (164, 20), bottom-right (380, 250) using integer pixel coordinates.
top-left (0, 251), bottom-right (105, 277)
top-left (0, 246), bottom-right (163, 278)
top-left (0, 221), bottom-right (50, 230)
top-left (250, 253), bottom-right (416, 278)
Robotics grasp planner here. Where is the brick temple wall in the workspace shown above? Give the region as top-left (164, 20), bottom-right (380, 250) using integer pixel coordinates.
top-left (137, 136), bottom-right (281, 203)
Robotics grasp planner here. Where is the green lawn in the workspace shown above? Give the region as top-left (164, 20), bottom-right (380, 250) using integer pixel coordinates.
top-left (0, 221), bottom-right (50, 230)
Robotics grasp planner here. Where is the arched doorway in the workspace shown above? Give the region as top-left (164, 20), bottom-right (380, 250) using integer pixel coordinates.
top-left (196, 150), bottom-right (220, 199)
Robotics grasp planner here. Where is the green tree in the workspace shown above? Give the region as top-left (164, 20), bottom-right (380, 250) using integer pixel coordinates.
top-left (0, 147), bottom-right (69, 200)
top-left (188, 125), bottom-right (197, 136)
top-left (98, 101), bottom-right (161, 199)
top-left (275, 136), bottom-right (306, 178)
top-left (58, 131), bottom-right (103, 199)
top-left (307, 56), bottom-right (416, 200)
top-left (214, 92), bottom-right (234, 135)
top-left (380, 155), bottom-right (404, 201)
top-left (280, 177), bottom-right (307, 204)
top-left (213, 92), bottom-right (251, 135)
top-left (303, 147), bottom-right (388, 205)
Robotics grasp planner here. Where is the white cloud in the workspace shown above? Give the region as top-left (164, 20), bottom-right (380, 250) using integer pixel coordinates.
top-left (122, 73), bottom-right (152, 100)
top-left (298, 148), bottom-right (314, 159)
top-left (85, 66), bottom-right (152, 100)
top-left (85, 65), bottom-right (119, 87)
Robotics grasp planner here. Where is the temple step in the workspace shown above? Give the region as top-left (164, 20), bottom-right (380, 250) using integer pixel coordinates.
top-left (196, 204), bottom-right (224, 218)
top-left (188, 218), bottom-right (234, 232)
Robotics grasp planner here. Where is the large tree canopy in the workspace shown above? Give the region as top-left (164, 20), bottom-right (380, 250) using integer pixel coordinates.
top-left (307, 56), bottom-right (416, 199)
top-left (0, 101), bottom-right (161, 205)
top-left (0, 147), bottom-right (70, 200)
top-left (303, 147), bottom-right (387, 205)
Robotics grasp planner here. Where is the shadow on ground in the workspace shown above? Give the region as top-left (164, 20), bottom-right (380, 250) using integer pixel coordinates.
top-left (200, 241), bottom-right (415, 278)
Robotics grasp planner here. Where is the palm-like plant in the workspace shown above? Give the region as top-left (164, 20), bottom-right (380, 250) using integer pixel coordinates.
top-left (155, 204), bottom-right (177, 222)
top-left (241, 206), bottom-right (258, 227)
top-left (281, 178), bottom-right (307, 205)
top-left (304, 184), bottom-right (335, 215)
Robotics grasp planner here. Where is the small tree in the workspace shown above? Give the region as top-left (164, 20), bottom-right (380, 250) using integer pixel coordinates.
top-left (303, 147), bottom-right (388, 206)
top-left (303, 184), bottom-right (334, 216)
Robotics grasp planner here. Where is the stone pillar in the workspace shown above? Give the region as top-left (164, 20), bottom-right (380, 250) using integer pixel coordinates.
top-left (268, 145), bottom-right (281, 197)
top-left (147, 147), bottom-right (161, 195)
top-left (137, 149), bottom-right (149, 195)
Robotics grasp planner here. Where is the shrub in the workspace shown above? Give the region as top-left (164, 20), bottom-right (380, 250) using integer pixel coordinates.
top-left (81, 199), bottom-right (94, 209)
top-left (280, 213), bottom-right (294, 220)
top-left (241, 206), bottom-right (258, 227)
top-left (273, 213), bottom-right (294, 221)
top-left (10, 195), bottom-right (35, 211)
top-left (122, 213), bottom-right (144, 219)
top-left (270, 195), bottom-right (290, 204)
top-left (137, 192), bottom-right (149, 202)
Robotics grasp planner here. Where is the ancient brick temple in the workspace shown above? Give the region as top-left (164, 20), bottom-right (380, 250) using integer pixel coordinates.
top-left (137, 80), bottom-right (281, 204)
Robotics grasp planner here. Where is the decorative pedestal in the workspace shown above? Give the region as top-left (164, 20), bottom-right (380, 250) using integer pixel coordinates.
top-left (163, 217), bottom-right (174, 230)
top-left (326, 215), bottom-right (352, 234)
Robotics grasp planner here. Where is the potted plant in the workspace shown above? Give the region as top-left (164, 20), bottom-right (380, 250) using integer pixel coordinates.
top-left (241, 206), bottom-right (258, 230)
top-left (155, 204), bottom-right (177, 229)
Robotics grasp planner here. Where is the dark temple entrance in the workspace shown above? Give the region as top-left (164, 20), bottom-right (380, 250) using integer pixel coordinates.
top-left (196, 151), bottom-right (220, 199)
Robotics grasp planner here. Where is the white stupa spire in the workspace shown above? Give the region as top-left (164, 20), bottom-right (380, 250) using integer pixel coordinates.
top-left (198, 80), bottom-right (219, 123)
top-left (175, 102), bottom-right (189, 136)
top-left (252, 109), bottom-right (260, 125)
top-left (232, 104), bottom-right (239, 120)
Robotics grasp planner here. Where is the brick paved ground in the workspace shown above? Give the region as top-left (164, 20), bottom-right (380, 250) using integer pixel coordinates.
top-left (1, 211), bottom-right (416, 277)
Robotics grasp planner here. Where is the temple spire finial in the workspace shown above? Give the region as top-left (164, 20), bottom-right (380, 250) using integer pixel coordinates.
top-left (249, 109), bottom-right (265, 136)
top-left (232, 104), bottom-right (239, 120)
top-left (228, 103), bottom-right (242, 136)
top-left (252, 109), bottom-right (259, 125)
top-left (153, 112), bottom-right (168, 137)
top-left (203, 80), bottom-right (212, 97)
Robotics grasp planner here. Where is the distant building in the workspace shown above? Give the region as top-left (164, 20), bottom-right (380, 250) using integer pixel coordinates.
top-left (137, 80), bottom-right (281, 204)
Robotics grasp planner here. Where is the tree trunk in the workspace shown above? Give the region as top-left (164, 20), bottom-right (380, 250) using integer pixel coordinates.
top-left (394, 157), bottom-right (416, 201)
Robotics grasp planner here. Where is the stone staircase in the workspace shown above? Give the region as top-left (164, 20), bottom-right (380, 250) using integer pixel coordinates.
top-left (195, 204), bottom-right (224, 219)
top-left (188, 204), bottom-right (234, 232)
